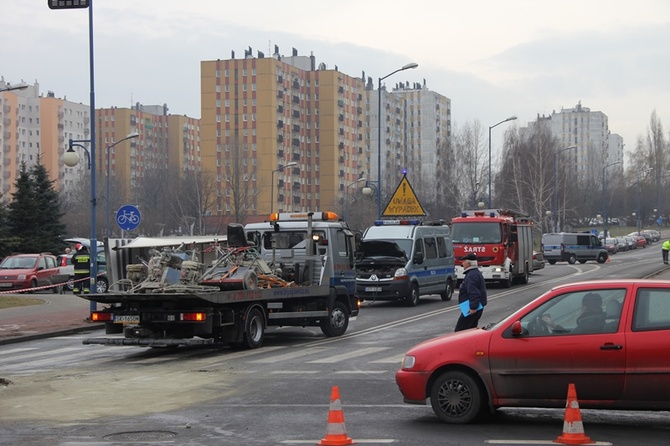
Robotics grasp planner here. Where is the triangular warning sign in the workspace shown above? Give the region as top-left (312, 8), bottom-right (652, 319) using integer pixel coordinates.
top-left (382, 175), bottom-right (426, 217)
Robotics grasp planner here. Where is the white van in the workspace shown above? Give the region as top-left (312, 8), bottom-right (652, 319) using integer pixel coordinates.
top-left (542, 232), bottom-right (609, 264)
top-left (355, 220), bottom-right (456, 306)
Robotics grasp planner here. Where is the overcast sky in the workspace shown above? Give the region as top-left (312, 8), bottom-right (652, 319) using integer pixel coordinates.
top-left (3, 0), bottom-right (669, 164)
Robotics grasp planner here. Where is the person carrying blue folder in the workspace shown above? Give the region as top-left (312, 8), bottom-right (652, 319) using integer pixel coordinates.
top-left (454, 252), bottom-right (487, 331)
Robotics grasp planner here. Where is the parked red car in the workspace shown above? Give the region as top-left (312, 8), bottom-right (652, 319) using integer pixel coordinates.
top-left (395, 280), bottom-right (670, 423)
top-left (0, 253), bottom-right (61, 292)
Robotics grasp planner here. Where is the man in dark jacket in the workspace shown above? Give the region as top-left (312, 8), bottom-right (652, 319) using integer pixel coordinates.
top-left (72, 244), bottom-right (90, 294)
top-left (455, 252), bottom-right (487, 332)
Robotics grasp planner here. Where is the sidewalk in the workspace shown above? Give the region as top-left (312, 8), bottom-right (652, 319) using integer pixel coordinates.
top-left (0, 292), bottom-right (103, 346)
top-left (2, 263), bottom-right (670, 346)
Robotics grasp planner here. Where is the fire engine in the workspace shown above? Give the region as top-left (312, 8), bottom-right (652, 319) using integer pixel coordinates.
top-left (450, 209), bottom-right (534, 287)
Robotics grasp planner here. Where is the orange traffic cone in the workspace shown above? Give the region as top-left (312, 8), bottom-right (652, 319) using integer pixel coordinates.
top-left (554, 383), bottom-right (594, 445)
top-left (319, 386), bottom-right (355, 445)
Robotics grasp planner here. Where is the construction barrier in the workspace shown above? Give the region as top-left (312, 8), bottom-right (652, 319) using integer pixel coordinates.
top-left (319, 385), bottom-right (355, 446)
top-left (554, 383), bottom-right (595, 445)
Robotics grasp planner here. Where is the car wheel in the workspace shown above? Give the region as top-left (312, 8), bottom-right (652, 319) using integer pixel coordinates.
top-left (28, 278), bottom-right (38, 294)
top-left (430, 370), bottom-right (483, 424)
top-left (440, 279), bottom-right (454, 301)
top-left (66, 279), bottom-right (75, 292)
top-left (567, 254), bottom-right (577, 264)
top-left (96, 277), bottom-right (109, 294)
top-left (597, 253), bottom-right (608, 264)
top-left (405, 283), bottom-right (420, 306)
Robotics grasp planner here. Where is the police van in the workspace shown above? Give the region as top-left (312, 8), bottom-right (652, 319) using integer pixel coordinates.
top-left (355, 219), bottom-right (456, 306)
top-left (541, 232), bottom-right (609, 264)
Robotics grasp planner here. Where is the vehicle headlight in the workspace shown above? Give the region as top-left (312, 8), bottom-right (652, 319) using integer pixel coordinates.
top-left (18, 274), bottom-right (26, 280)
top-left (401, 355), bottom-right (416, 369)
top-left (394, 268), bottom-right (408, 278)
top-left (492, 266), bottom-right (503, 273)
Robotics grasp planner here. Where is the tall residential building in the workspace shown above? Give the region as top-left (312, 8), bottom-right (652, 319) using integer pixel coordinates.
top-left (548, 102), bottom-right (623, 178)
top-left (96, 104), bottom-right (200, 203)
top-left (0, 78), bottom-right (91, 201)
top-left (201, 47), bottom-right (367, 223)
top-left (366, 79), bottom-right (451, 204)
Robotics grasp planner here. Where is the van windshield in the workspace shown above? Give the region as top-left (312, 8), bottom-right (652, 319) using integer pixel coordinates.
top-left (451, 222), bottom-right (501, 244)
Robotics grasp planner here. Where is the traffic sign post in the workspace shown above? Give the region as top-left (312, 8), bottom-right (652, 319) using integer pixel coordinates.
top-left (382, 174), bottom-right (427, 218)
top-left (116, 204), bottom-right (141, 232)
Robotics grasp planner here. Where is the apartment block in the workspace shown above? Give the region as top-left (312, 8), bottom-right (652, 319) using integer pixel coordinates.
top-left (201, 47), bottom-right (366, 223)
top-left (0, 79), bottom-right (90, 201)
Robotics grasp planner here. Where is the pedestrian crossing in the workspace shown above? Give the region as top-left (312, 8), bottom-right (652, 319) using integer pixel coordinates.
top-left (0, 335), bottom-right (408, 376)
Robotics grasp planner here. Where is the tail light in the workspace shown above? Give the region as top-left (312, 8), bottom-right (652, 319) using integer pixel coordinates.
top-left (91, 312), bottom-right (113, 321)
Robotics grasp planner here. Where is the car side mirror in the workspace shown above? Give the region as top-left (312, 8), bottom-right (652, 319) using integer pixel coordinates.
top-left (511, 320), bottom-right (523, 336)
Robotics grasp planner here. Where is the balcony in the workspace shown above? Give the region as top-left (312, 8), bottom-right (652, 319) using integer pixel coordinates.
top-left (292, 181), bottom-right (300, 190)
top-left (277, 135), bottom-right (284, 144)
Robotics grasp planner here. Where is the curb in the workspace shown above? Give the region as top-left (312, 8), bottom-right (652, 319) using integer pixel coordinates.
top-left (0, 323), bottom-right (105, 346)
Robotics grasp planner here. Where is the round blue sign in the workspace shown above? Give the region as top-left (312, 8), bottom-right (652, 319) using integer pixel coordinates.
top-left (116, 204), bottom-right (141, 231)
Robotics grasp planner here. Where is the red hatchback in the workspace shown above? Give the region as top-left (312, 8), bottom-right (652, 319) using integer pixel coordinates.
top-left (395, 280), bottom-right (670, 423)
top-left (0, 253), bottom-right (61, 292)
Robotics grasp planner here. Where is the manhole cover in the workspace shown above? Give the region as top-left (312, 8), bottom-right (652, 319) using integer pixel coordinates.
top-left (103, 430), bottom-right (177, 441)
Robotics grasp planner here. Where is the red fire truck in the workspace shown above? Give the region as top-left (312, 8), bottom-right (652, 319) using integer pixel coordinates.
top-left (450, 209), bottom-right (534, 287)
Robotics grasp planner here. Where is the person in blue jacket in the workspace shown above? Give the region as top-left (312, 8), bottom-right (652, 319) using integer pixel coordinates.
top-left (455, 252), bottom-right (487, 331)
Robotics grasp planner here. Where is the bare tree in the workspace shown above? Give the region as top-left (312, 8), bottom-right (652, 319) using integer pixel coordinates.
top-left (172, 169), bottom-right (220, 235)
top-left (223, 138), bottom-right (258, 226)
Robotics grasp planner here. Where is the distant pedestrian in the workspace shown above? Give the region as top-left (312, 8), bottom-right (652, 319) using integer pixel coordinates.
top-left (72, 243), bottom-right (90, 294)
top-left (455, 253), bottom-right (487, 332)
top-left (662, 240), bottom-right (670, 265)
top-left (64, 247), bottom-right (71, 255)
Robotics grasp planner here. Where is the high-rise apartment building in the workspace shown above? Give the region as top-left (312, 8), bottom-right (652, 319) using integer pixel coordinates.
top-left (201, 47), bottom-right (367, 223)
top-left (0, 79), bottom-right (90, 201)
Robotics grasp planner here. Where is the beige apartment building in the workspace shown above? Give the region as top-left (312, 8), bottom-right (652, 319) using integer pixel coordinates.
top-left (201, 48), bottom-right (368, 225)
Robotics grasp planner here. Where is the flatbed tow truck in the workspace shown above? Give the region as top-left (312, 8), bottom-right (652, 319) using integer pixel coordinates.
top-left (81, 211), bottom-right (360, 349)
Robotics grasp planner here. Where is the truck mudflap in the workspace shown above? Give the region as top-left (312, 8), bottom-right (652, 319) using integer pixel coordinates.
top-left (82, 337), bottom-right (215, 347)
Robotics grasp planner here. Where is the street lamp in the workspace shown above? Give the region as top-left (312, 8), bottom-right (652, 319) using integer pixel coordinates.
top-left (488, 116), bottom-right (517, 208)
top-left (106, 132), bottom-right (140, 238)
top-left (377, 62), bottom-right (418, 219)
top-left (601, 160), bottom-right (622, 239)
top-left (552, 145), bottom-right (577, 232)
top-left (343, 177), bottom-right (367, 221)
top-left (636, 168), bottom-right (653, 234)
top-left (0, 84), bottom-right (28, 93)
top-left (270, 161), bottom-right (298, 215)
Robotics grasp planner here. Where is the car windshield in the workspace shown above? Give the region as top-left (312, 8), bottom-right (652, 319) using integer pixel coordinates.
top-left (0, 257), bottom-right (37, 269)
top-left (451, 222), bottom-right (501, 244)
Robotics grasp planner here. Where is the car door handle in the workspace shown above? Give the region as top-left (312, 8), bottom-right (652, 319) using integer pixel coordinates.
top-left (600, 343), bottom-right (623, 350)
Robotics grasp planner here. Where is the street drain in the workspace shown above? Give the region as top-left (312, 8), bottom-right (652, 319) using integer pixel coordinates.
top-left (103, 430), bottom-right (177, 441)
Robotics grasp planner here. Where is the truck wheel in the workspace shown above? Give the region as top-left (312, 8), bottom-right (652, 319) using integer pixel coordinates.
top-left (243, 307), bottom-right (265, 349)
top-left (430, 370), bottom-right (483, 424)
top-left (548, 260), bottom-right (556, 265)
top-left (440, 279), bottom-right (454, 301)
top-left (405, 284), bottom-right (420, 306)
top-left (518, 266), bottom-right (529, 285)
top-left (320, 301), bottom-right (349, 337)
top-left (597, 252), bottom-right (608, 264)
top-left (567, 254), bottom-right (577, 264)
top-left (502, 270), bottom-right (512, 288)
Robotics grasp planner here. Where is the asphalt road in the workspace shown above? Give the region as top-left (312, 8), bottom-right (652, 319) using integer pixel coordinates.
top-left (1, 245), bottom-right (669, 445)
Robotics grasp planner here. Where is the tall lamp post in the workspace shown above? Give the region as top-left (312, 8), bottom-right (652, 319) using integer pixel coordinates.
top-left (51, 0), bottom-right (98, 311)
top-left (552, 145), bottom-right (577, 232)
top-left (270, 161), bottom-right (298, 215)
top-left (343, 177), bottom-right (367, 221)
top-left (488, 116), bottom-right (517, 208)
top-left (636, 168), bottom-right (653, 234)
top-left (377, 62), bottom-right (418, 219)
top-left (106, 132), bottom-right (140, 238)
top-left (601, 160), bottom-right (622, 239)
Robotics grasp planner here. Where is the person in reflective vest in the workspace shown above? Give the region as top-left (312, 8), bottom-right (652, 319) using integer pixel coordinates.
top-left (72, 244), bottom-right (91, 294)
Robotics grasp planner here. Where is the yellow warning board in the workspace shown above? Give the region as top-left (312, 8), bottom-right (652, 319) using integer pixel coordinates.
top-left (382, 175), bottom-right (426, 217)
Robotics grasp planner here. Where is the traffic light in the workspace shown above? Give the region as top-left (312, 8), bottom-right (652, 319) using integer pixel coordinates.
top-left (48, 0), bottom-right (89, 9)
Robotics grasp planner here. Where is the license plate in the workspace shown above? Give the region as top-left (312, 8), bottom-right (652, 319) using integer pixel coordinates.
top-left (0, 283), bottom-right (12, 288)
top-left (114, 315), bottom-right (140, 324)
top-left (365, 287), bottom-right (382, 292)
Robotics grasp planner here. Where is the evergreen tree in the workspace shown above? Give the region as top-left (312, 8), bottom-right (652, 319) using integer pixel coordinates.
top-left (31, 160), bottom-right (67, 254)
top-left (0, 192), bottom-right (20, 257)
top-left (7, 162), bottom-right (39, 253)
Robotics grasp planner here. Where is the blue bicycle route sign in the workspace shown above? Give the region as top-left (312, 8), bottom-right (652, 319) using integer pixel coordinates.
top-left (116, 204), bottom-right (141, 231)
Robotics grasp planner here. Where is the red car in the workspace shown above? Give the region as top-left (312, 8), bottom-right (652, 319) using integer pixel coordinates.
top-left (395, 280), bottom-right (670, 423)
top-left (0, 253), bottom-right (61, 292)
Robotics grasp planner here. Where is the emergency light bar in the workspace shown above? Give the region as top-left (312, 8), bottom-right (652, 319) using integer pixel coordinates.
top-left (374, 219), bottom-right (422, 226)
top-left (270, 211), bottom-right (339, 222)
